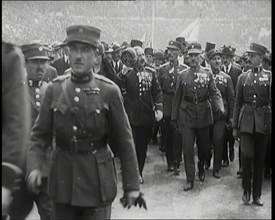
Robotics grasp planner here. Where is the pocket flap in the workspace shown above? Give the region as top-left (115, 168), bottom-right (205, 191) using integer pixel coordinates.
top-left (51, 101), bottom-right (68, 115)
top-left (180, 102), bottom-right (188, 110)
top-left (85, 103), bottom-right (109, 115)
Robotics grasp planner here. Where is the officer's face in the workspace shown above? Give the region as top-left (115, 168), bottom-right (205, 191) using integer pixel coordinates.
top-left (146, 54), bottom-right (154, 64)
top-left (221, 55), bottom-right (233, 66)
top-left (247, 53), bottom-right (263, 68)
top-left (134, 47), bottom-right (146, 68)
top-left (26, 59), bottom-right (48, 80)
top-left (112, 51), bottom-right (121, 62)
top-left (188, 53), bottom-right (201, 68)
top-left (68, 42), bottom-right (96, 74)
top-left (167, 48), bottom-right (179, 62)
top-left (209, 55), bottom-right (222, 71)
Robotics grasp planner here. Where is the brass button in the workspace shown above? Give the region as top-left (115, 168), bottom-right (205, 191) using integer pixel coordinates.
top-left (75, 88), bottom-right (81, 93)
top-left (74, 96), bottom-right (80, 102)
top-left (35, 102), bottom-right (40, 107)
top-left (35, 88), bottom-right (40, 93)
top-left (35, 94), bottom-right (40, 99)
top-left (95, 109), bottom-right (100, 114)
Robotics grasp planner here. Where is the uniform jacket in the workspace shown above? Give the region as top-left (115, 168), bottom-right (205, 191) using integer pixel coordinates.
top-left (222, 63), bottom-right (242, 89)
top-left (171, 65), bottom-right (224, 129)
top-left (232, 66), bottom-right (271, 135)
top-left (2, 42), bottom-right (31, 191)
top-left (158, 61), bottom-right (188, 117)
top-left (211, 70), bottom-right (235, 121)
top-left (51, 56), bottom-right (70, 76)
top-left (27, 72), bottom-right (140, 206)
top-left (115, 65), bottom-right (163, 127)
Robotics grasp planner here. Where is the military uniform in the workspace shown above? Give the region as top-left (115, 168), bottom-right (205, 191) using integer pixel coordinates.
top-left (232, 43), bottom-right (271, 205)
top-left (2, 42), bottom-right (31, 218)
top-left (172, 43), bottom-right (224, 189)
top-left (158, 42), bottom-right (188, 171)
top-left (116, 64), bottom-right (163, 179)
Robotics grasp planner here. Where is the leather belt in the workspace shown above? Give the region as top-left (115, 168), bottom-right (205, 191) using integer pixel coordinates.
top-left (56, 138), bottom-right (107, 153)
top-left (244, 100), bottom-right (269, 108)
top-left (184, 96), bottom-right (208, 104)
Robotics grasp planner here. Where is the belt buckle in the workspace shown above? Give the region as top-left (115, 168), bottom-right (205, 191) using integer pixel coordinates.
top-left (193, 96), bottom-right (198, 104)
top-left (252, 100), bottom-right (257, 108)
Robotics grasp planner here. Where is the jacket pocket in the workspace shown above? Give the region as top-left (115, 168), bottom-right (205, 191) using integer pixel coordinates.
top-left (94, 148), bottom-right (117, 204)
top-left (51, 101), bottom-right (69, 130)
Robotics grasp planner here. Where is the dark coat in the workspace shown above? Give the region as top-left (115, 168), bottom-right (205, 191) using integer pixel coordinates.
top-left (171, 65), bottom-right (224, 129)
top-left (27, 72), bottom-right (140, 206)
top-left (223, 63), bottom-right (242, 89)
top-left (2, 42), bottom-right (31, 191)
top-left (232, 67), bottom-right (271, 135)
top-left (115, 66), bottom-right (163, 127)
top-left (51, 56), bottom-right (70, 76)
top-left (111, 59), bottom-right (123, 75)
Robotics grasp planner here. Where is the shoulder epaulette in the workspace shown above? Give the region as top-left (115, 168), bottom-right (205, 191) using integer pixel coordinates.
top-left (159, 62), bottom-right (170, 69)
top-left (263, 69), bottom-right (271, 74)
top-left (145, 66), bottom-right (156, 73)
top-left (202, 66), bottom-right (212, 71)
top-left (178, 67), bottom-right (189, 74)
top-left (179, 63), bottom-right (189, 69)
top-left (94, 73), bottom-right (114, 85)
top-left (52, 74), bottom-right (70, 82)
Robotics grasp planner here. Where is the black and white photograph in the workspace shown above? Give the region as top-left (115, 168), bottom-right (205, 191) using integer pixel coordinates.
top-left (2, 0), bottom-right (271, 219)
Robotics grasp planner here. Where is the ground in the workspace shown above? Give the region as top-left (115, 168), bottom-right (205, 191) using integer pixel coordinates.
top-left (27, 142), bottom-right (271, 219)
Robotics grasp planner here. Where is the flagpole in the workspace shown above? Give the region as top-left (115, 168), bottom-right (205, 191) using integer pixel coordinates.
top-left (151, 1), bottom-right (155, 48)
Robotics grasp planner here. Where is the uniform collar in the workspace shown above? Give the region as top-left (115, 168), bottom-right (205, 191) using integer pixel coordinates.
top-left (251, 65), bottom-right (263, 73)
top-left (71, 69), bottom-right (93, 84)
top-left (28, 79), bottom-right (43, 87)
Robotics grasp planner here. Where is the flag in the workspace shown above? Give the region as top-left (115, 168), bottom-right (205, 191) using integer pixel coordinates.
top-left (140, 33), bottom-right (146, 43)
top-left (177, 15), bottom-right (201, 42)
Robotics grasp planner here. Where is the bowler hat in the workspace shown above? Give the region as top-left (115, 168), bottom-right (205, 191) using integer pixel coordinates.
top-left (167, 40), bottom-right (181, 51)
top-left (65, 25), bottom-right (101, 48)
top-left (207, 49), bottom-right (221, 60)
top-left (246, 43), bottom-right (267, 56)
top-left (187, 42), bottom-right (202, 54)
top-left (205, 42), bottom-right (215, 53)
top-left (21, 42), bottom-right (50, 60)
top-left (130, 39), bottom-right (143, 48)
top-left (220, 45), bottom-right (235, 56)
top-left (145, 47), bottom-right (154, 56)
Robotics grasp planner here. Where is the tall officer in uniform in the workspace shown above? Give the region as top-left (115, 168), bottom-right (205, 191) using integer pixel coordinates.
top-left (207, 49), bottom-right (235, 178)
top-left (2, 41), bottom-right (31, 220)
top-left (9, 42), bottom-right (54, 220)
top-left (158, 40), bottom-right (188, 174)
top-left (26, 25), bottom-right (146, 220)
top-left (116, 46), bottom-right (163, 184)
top-left (171, 42), bottom-right (224, 191)
top-left (232, 43), bottom-right (271, 206)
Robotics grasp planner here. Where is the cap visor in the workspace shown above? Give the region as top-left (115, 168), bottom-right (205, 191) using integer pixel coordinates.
top-left (167, 45), bottom-right (179, 50)
top-left (188, 49), bottom-right (201, 54)
top-left (246, 49), bottom-right (258, 54)
top-left (27, 56), bottom-right (50, 60)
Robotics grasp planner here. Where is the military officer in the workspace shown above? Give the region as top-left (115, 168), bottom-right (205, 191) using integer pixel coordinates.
top-left (116, 46), bottom-right (163, 184)
top-left (171, 42), bottom-right (224, 191)
top-left (2, 41), bottom-right (31, 219)
top-left (207, 49), bottom-right (235, 178)
top-left (144, 47), bottom-right (154, 66)
top-left (26, 25), bottom-right (146, 220)
top-left (158, 40), bottom-right (188, 174)
top-left (232, 43), bottom-right (271, 206)
top-left (9, 42), bottom-right (54, 220)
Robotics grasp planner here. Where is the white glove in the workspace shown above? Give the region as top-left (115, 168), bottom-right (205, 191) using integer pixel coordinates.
top-left (155, 110), bottom-right (163, 122)
top-left (2, 186), bottom-right (13, 216)
top-left (26, 169), bottom-right (42, 194)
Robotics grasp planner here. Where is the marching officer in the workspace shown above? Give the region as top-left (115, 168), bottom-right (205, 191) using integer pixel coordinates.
top-left (9, 42), bottom-right (54, 220)
top-left (158, 40), bottom-right (188, 174)
top-left (232, 43), bottom-right (272, 206)
top-left (2, 41), bottom-right (31, 220)
top-left (207, 49), bottom-right (235, 178)
top-left (26, 25), bottom-right (146, 220)
top-left (116, 46), bottom-right (163, 184)
top-left (171, 42), bottom-right (224, 191)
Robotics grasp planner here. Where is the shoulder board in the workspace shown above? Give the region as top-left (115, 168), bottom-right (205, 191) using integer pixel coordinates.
top-left (159, 62), bottom-right (170, 68)
top-left (145, 66), bottom-right (156, 73)
top-left (202, 66), bottom-right (212, 71)
top-left (178, 67), bottom-right (190, 74)
top-left (52, 74), bottom-right (70, 82)
top-left (263, 69), bottom-right (271, 74)
top-left (94, 73), bottom-right (114, 85)
top-left (179, 63), bottom-right (189, 69)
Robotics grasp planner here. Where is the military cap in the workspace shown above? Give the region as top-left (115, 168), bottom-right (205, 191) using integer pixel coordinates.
top-left (130, 39), bottom-right (143, 48)
top-left (187, 42), bottom-right (202, 54)
top-left (207, 49), bottom-right (221, 60)
top-left (65, 25), bottom-right (101, 48)
top-left (220, 45), bottom-right (235, 56)
top-left (205, 42), bottom-right (215, 53)
top-left (246, 43), bottom-right (267, 56)
top-left (145, 47), bottom-right (154, 56)
top-left (167, 40), bottom-right (181, 51)
top-left (21, 42), bottom-right (50, 60)
top-left (154, 50), bottom-right (164, 60)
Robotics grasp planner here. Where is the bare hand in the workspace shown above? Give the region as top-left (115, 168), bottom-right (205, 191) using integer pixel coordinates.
top-left (26, 169), bottom-right (42, 194)
top-left (2, 186), bottom-right (13, 216)
top-left (120, 191), bottom-right (147, 210)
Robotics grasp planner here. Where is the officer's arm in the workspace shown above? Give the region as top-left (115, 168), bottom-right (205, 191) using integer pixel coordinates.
top-left (151, 71), bottom-right (163, 112)
top-left (226, 75), bottom-right (235, 120)
top-left (171, 74), bottom-right (183, 121)
top-left (27, 83), bottom-right (54, 174)
top-left (108, 85), bottom-right (140, 192)
top-left (232, 74), bottom-right (244, 129)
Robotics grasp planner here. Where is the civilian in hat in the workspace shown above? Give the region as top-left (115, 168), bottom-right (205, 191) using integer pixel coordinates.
top-left (2, 41), bottom-right (30, 220)
top-left (233, 43), bottom-right (271, 206)
top-left (176, 37), bottom-right (187, 66)
top-left (116, 46), bottom-right (163, 184)
top-left (201, 42), bottom-right (215, 68)
top-left (26, 25), bottom-right (146, 219)
top-left (232, 43), bottom-right (271, 206)
top-left (51, 43), bottom-right (70, 76)
top-left (158, 40), bottom-right (188, 175)
top-left (153, 50), bottom-right (165, 70)
top-left (171, 42), bottom-right (224, 191)
top-left (262, 52), bottom-right (272, 71)
top-left (111, 41), bottom-right (123, 75)
top-left (9, 41), bottom-right (54, 220)
top-left (206, 49), bottom-right (235, 178)
top-left (130, 39), bottom-right (143, 48)
top-left (220, 45), bottom-right (242, 168)
top-left (144, 47), bottom-right (154, 66)
top-left (102, 42), bottom-right (114, 65)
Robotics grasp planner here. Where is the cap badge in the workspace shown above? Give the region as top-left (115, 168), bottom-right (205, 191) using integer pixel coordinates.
top-left (192, 45), bottom-right (194, 49)
top-left (38, 47), bottom-right (43, 51)
top-left (78, 28), bottom-right (84, 33)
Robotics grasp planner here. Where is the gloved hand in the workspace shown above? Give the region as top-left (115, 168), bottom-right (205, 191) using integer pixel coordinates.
top-left (120, 191), bottom-right (147, 210)
top-left (155, 110), bottom-right (163, 122)
top-left (2, 186), bottom-right (13, 217)
top-left (26, 169), bottom-right (42, 194)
